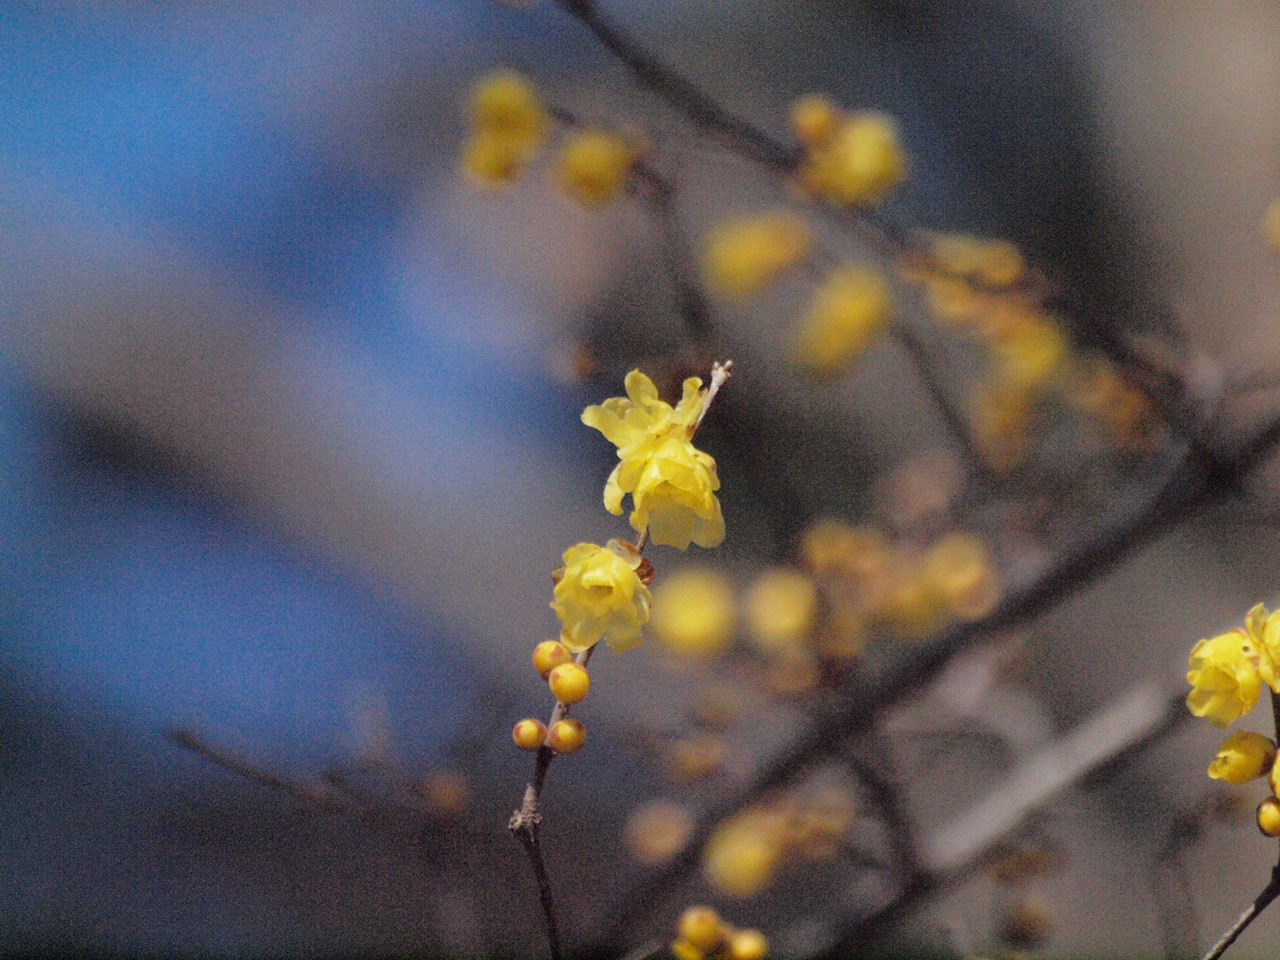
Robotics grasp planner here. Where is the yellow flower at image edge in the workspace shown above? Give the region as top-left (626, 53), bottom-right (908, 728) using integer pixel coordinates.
top-left (1208, 731), bottom-right (1276, 784)
top-left (1186, 629), bottom-right (1261, 728)
top-left (582, 370), bottom-right (725, 550)
top-left (550, 539), bottom-right (652, 653)
top-left (1244, 602), bottom-right (1280, 692)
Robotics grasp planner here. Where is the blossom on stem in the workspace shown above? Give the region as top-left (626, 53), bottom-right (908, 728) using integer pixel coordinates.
top-left (791, 266), bottom-right (893, 378)
top-left (1244, 601), bottom-right (1280, 692)
top-left (1207, 731), bottom-right (1276, 784)
top-left (798, 108), bottom-right (907, 208)
top-left (550, 539), bottom-right (652, 652)
top-left (582, 370), bottom-right (725, 549)
top-left (1186, 629), bottom-right (1261, 728)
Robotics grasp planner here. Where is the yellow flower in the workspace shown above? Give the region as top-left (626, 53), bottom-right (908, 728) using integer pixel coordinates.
top-left (650, 567), bottom-right (737, 657)
top-left (1207, 731), bottom-right (1276, 784)
top-left (702, 212), bottom-right (811, 300)
top-left (460, 70), bottom-right (548, 186)
top-left (1186, 629), bottom-right (1261, 728)
top-left (801, 112), bottom-right (906, 207)
top-left (992, 317), bottom-right (1069, 391)
top-left (582, 370), bottom-right (725, 550)
top-left (1244, 602), bottom-right (1280, 692)
top-left (550, 539), bottom-right (652, 653)
top-left (791, 266), bottom-right (893, 378)
top-left (1266, 198), bottom-right (1280, 250)
top-left (555, 129), bottom-right (636, 208)
top-left (744, 568), bottom-right (818, 652)
top-left (932, 233), bottom-right (1026, 288)
top-left (704, 808), bottom-right (787, 897)
top-left (791, 94), bottom-right (840, 147)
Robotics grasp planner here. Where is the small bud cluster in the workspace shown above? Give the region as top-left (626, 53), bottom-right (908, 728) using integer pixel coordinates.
top-left (511, 639), bottom-right (592, 755)
top-left (671, 906), bottom-right (768, 960)
top-left (1185, 603), bottom-right (1280, 838)
top-left (983, 839), bottom-right (1065, 953)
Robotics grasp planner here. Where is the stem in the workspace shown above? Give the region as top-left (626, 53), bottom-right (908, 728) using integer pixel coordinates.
top-left (1196, 690), bottom-right (1280, 960)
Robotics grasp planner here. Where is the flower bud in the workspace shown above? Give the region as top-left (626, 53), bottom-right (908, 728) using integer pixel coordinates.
top-left (1208, 731), bottom-right (1276, 784)
top-left (1258, 797), bottom-right (1280, 838)
top-left (512, 719), bottom-right (547, 751)
top-left (548, 718), bottom-right (586, 754)
top-left (677, 906), bottom-right (723, 952)
top-left (532, 640), bottom-right (571, 679)
top-left (548, 662), bottom-right (591, 704)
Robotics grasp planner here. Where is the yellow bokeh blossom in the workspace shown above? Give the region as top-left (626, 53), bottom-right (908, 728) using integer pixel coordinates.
top-left (931, 233), bottom-right (1026, 289)
top-left (744, 568), bottom-right (818, 652)
top-left (792, 266), bottom-right (894, 378)
top-left (801, 111), bottom-right (907, 207)
top-left (550, 539), bottom-right (652, 653)
top-left (650, 567), bottom-right (737, 657)
top-left (460, 70), bottom-right (548, 186)
top-left (582, 370), bottom-right (725, 550)
top-left (791, 94), bottom-right (840, 147)
top-left (1186, 629), bottom-right (1261, 728)
top-left (704, 808), bottom-right (787, 897)
top-left (1266, 198), bottom-right (1280, 250)
top-left (702, 212), bottom-right (811, 299)
top-left (992, 317), bottom-right (1069, 391)
top-left (1244, 602), bottom-right (1280, 692)
top-left (921, 531), bottom-right (1000, 621)
top-left (1208, 731), bottom-right (1276, 784)
top-left (555, 129), bottom-right (637, 208)
top-left (625, 800), bottom-right (694, 865)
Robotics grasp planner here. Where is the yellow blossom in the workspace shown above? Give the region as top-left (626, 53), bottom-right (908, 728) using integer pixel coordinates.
top-left (704, 808), bottom-right (787, 897)
top-left (1244, 602), bottom-right (1280, 692)
top-left (932, 233), bottom-right (1026, 288)
top-left (1266, 198), bottom-right (1280, 250)
top-left (791, 266), bottom-right (894, 378)
top-left (801, 112), bottom-right (907, 207)
top-left (791, 94), bottom-right (840, 147)
top-left (550, 539), bottom-right (652, 653)
top-left (921, 531), bottom-right (1000, 621)
top-left (460, 70), bottom-right (548, 186)
top-left (650, 567), bottom-right (737, 657)
top-left (582, 370), bottom-right (725, 549)
top-left (992, 317), bottom-right (1069, 391)
top-left (744, 568), bottom-right (818, 652)
top-left (1186, 629), bottom-right (1261, 728)
top-left (1208, 731), bottom-right (1276, 784)
top-left (555, 129), bottom-right (636, 208)
top-left (702, 212), bottom-right (811, 299)
top-left (625, 801), bottom-right (694, 865)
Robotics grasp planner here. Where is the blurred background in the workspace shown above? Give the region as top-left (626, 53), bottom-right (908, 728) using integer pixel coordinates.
top-left (5, 1), bottom-right (1280, 957)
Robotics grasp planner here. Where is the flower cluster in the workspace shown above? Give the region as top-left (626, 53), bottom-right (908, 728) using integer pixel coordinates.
top-left (551, 539), bottom-right (653, 653)
top-left (791, 94), bottom-right (907, 207)
top-left (1186, 604), bottom-right (1280, 835)
top-left (582, 369), bottom-right (725, 550)
top-left (460, 70), bottom-right (548, 186)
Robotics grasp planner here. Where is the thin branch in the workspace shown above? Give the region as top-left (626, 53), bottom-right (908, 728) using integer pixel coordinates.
top-left (888, 320), bottom-right (991, 480)
top-left (169, 728), bottom-right (341, 810)
top-left (843, 735), bottom-right (921, 883)
top-left (1199, 864), bottom-right (1280, 960)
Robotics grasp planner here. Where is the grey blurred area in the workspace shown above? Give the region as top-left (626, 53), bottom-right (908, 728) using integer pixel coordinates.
top-left (4, 0), bottom-right (1280, 957)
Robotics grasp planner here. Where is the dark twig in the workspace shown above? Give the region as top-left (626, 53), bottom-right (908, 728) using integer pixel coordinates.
top-left (169, 727), bottom-right (341, 810)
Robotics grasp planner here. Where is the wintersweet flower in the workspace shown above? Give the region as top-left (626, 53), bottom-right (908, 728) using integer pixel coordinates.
top-left (702, 213), bottom-right (811, 299)
top-left (800, 111), bottom-right (906, 207)
top-left (555, 129), bottom-right (636, 208)
top-left (1243, 602), bottom-right (1280, 692)
top-left (550, 539), bottom-right (652, 653)
top-left (650, 567), bottom-right (737, 657)
top-left (1186, 629), bottom-right (1261, 728)
top-left (791, 265), bottom-right (893, 377)
top-left (1207, 731), bottom-right (1276, 784)
top-left (582, 370), bottom-right (725, 550)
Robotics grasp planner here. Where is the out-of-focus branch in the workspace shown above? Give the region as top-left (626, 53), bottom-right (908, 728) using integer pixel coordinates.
top-left (844, 735), bottom-right (921, 885)
top-left (169, 728), bottom-right (344, 811)
top-left (819, 682), bottom-right (1188, 956)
